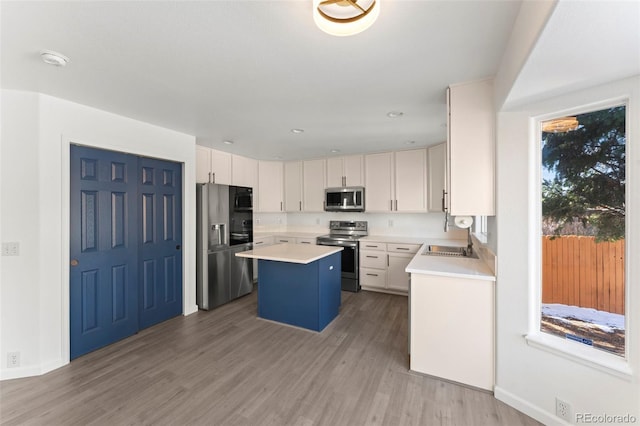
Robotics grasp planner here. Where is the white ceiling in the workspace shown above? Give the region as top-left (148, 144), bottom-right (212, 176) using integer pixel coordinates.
top-left (1, 0), bottom-right (522, 161)
top-left (505, 0), bottom-right (640, 108)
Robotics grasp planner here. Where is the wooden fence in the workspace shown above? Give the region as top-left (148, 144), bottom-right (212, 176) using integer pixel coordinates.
top-left (542, 236), bottom-right (625, 314)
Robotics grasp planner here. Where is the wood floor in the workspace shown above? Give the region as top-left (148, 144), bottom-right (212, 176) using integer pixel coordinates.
top-left (0, 289), bottom-right (540, 426)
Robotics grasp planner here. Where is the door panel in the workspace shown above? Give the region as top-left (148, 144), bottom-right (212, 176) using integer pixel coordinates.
top-left (71, 146), bottom-right (183, 359)
top-left (70, 145), bottom-right (139, 359)
top-left (138, 156), bottom-right (183, 329)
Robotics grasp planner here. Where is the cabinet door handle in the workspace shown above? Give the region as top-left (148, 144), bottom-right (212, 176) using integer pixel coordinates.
top-left (212, 172), bottom-right (216, 184)
top-left (255, 241), bottom-right (263, 245)
top-left (300, 241), bottom-right (311, 244)
top-left (387, 254), bottom-right (389, 267)
top-left (208, 172), bottom-right (212, 183)
top-left (390, 200), bottom-right (393, 211)
top-left (394, 199), bottom-right (398, 211)
top-left (366, 255), bottom-right (378, 258)
top-left (442, 189), bottom-right (448, 213)
top-left (364, 245), bottom-right (378, 248)
top-left (396, 247), bottom-right (410, 251)
top-left (280, 201), bottom-right (283, 211)
top-left (299, 201), bottom-right (302, 211)
top-left (366, 273), bottom-right (379, 277)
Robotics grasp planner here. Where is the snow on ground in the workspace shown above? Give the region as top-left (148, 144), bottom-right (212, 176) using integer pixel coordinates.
top-left (542, 304), bottom-right (625, 332)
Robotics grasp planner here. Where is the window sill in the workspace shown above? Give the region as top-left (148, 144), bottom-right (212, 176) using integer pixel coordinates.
top-left (525, 332), bottom-right (632, 380)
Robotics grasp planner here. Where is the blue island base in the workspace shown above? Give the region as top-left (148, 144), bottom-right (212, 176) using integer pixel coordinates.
top-left (257, 252), bottom-right (341, 332)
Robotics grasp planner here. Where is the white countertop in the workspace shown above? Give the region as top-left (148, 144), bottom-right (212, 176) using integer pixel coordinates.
top-left (254, 231), bottom-right (327, 239)
top-left (406, 243), bottom-right (496, 281)
top-left (362, 236), bottom-right (468, 246)
top-left (236, 243), bottom-right (342, 264)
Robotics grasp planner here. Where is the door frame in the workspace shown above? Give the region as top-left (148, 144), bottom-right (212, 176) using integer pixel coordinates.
top-left (61, 136), bottom-right (196, 363)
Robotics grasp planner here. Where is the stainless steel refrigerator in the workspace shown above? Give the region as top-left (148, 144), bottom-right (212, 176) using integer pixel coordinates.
top-left (196, 183), bottom-right (254, 310)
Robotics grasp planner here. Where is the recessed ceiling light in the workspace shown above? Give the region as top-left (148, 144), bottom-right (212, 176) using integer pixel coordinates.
top-left (405, 141), bottom-right (416, 145)
top-left (291, 128), bottom-right (304, 134)
top-left (330, 149), bottom-right (340, 153)
top-left (40, 50), bottom-right (69, 67)
top-left (222, 140), bottom-right (234, 145)
top-left (387, 111), bottom-right (404, 118)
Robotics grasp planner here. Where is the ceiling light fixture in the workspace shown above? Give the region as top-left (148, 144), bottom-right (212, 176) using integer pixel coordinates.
top-left (330, 149), bottom-right (341, 153)
top-left (222, 140), bottom-right (234, 145)
top-left (405, 141), bottom-right (416, 145)
top-left (387, 111), bottom-right (403, 118)
top-left (291, 128), bottom-right (304, 134)
top-left (313, 0), bottom-right (380, 37)
top-left (40, 50), bottom-right (69, 67)
top-left (542, 117), bottom-right (580, 133)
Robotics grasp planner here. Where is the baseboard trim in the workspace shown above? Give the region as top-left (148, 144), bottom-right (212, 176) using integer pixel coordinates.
top-left (0, 358), bottom-right (66, 381)
top-left (494, 386), bottom-right (569, 426)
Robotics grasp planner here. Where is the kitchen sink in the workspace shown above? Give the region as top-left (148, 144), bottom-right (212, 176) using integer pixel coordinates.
top-left (422, 245), bottom-right (478, 259)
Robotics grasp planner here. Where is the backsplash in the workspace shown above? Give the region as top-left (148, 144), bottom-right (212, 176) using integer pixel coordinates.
top-left (254, 212), bottom-right (467, 240)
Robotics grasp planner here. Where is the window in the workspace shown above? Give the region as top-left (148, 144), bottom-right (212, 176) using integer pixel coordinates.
top-left (539, 105), bottom-right (626, 358)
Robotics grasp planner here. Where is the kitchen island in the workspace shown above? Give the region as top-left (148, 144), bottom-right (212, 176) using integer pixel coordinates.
top-left (236, 243), bottom-right (343, 332)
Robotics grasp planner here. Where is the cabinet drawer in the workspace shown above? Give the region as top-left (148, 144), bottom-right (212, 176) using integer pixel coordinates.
top-left (253, 236), bottom-right (275, 247)
top-left (360, 251), bottom-right (387, 269)
top-left (387, 243), bottom-right (421, 254)
top-left (360, 268), bottom-right (387, 288)
top-left (360, 242), bottom-right (386, 251)
top-left (296, 237), bottom-right (316, 245)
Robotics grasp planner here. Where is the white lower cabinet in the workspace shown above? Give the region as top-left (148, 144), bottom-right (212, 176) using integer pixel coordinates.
top-left (360, 241), bottom-right (420, 295)
top-left (274, 236), bottom-right (317, 245)
top-left (252, 236), bottom-right (275, 281)
top-left (410, 273), bottom-right (495, 391)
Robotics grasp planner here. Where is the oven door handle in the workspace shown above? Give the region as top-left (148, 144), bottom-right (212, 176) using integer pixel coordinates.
top-left (317, 241), bottom-right (357, 248)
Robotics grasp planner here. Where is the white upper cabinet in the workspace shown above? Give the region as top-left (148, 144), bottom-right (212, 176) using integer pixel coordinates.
top-left (231, 154), bottom-right (258, 188)
top-left (394, 149), bottom-right (427, 212)
top-left (257, 161), bottom-right (284, 212)
top-left (196, 146), bottom-right (232, 185)
top-left (428, 142), bottom-right (446, 213)
top-left (284, 161), bottom-right (303, 212)
top-left (326, 155), bottom-right (364, 187)
top-left (447, 79), bottom-right (495, 216)
top-left (364, 152), bottom-right (394, 212)
top-left (364, 150), bottom-right (427, 212)
top-left (303, 159), bottom-right (326, 212)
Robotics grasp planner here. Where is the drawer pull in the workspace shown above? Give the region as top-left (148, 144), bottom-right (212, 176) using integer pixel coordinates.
top-left (396, 247), bottom-right (410, 250)
top-left (255, 241), bottom-right (263, 245)
top-left (366, 255), bottom-right (378, 258)
top-left (365, 245), bottom-right (378, 248)
top-left (300, 242), bottom-right (311, 244)
top-left (366, 273), bottom-right (379, 277)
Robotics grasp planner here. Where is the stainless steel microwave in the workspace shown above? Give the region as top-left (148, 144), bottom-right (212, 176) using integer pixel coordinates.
top-left (324, 187), bottom-right (365, 212)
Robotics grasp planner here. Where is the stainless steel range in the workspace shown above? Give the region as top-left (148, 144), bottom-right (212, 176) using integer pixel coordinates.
top-left (317, 220), bottom-right (368, 292)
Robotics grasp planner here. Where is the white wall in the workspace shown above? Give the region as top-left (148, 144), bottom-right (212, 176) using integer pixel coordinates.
top-left (494, 77), bottom-right (640, 424)
top-left (255, 211), bottom-right (468, 241)
top-left (0, 90), bottom-right (197, 380)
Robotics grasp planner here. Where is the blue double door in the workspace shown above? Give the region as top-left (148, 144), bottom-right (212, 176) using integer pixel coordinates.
top-left (70, 145), bottom-right (183, 359)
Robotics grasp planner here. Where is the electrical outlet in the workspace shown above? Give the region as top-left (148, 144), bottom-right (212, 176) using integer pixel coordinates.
top-left (556, 397), bottom-right (572, 422)
top-left (2, 242), bottom-right (20, 256)
top-left (7, 352), bottom-right (20, 368)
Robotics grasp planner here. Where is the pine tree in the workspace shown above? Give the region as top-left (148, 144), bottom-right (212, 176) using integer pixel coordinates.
top-left (542, 106), bottom-right (625, 241)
